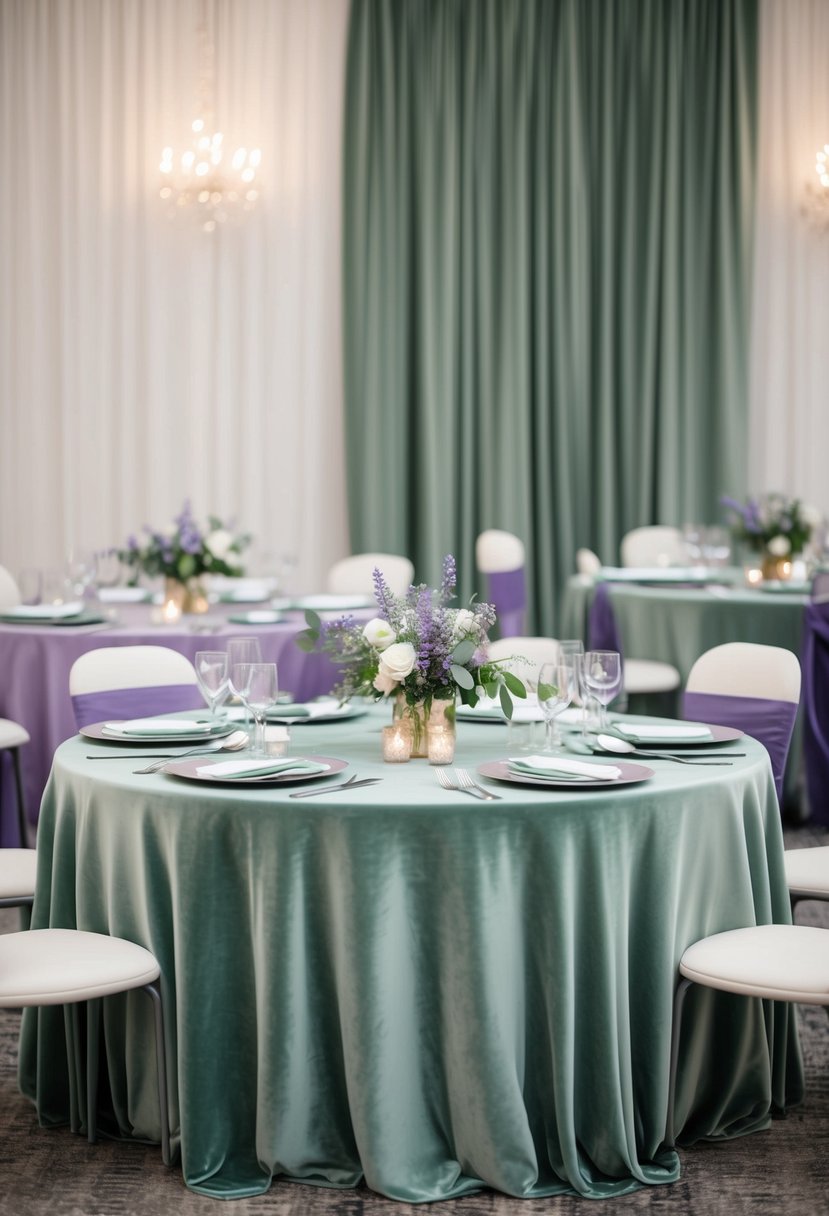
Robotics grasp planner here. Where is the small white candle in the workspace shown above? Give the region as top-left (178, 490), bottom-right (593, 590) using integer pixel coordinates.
top-left (264, 725), bottom-right (290, 757)
top-left (427, 724), bottom-right (456, 766)
top-left (744, 565), bottom-right (763, 587)
top-left (161, 597), bottom-right (182, 623)
top-left (382, 723), bottom-right (411, 763)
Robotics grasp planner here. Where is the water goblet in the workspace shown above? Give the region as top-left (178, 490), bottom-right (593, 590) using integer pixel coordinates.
top-left (227, 637), bottom-right (263, 733)
top-left (17, 568), bottom-right (42, 605)
top-left (582, 651), bottom-right (622, 731)
top-left (233, 662), bottom-right (279, 757)
top-left (537, 662), bottom-right (575, 754)
top-left (194, 651), bottom-right (230, 720)
top-left (65, 547), bottom-right (96, 599)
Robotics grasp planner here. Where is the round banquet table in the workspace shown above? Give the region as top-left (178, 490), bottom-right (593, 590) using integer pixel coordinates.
top-left (0, 601), bottom-right (345, 845)
top-left (18, 708), bottom-right (802, 1202)
top-left (560, 574), bottom-right (808, 812)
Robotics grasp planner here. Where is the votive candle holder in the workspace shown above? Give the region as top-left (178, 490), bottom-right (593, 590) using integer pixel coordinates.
top-left (382, 722), bottom-right (412, 763)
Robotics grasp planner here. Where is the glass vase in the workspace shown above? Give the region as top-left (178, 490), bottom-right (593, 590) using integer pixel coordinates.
top-left (165, 576), bottom-right (210, 614)
top-left (393, 691), bottom-right (456, 760)
top-left (760, 553), bottom-right (793, 582)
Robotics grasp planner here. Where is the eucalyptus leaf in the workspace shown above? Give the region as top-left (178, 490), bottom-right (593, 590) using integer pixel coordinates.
top-left (499, 683), bottom-right (514, 720)
top-left (502, 671), bottom-right (527, 698)
top-left (295, 633), bottom-right (317, 653)
top-left (451, 639), bottom-right (476, 665)
top-left (304, 609), bottom-right (322, 632)
top-left (451, 663), bottom-right (475, 690)
top-left (537, 681), bottom-right (557, 701)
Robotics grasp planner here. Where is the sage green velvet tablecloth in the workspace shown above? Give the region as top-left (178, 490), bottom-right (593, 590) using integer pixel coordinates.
top-left (19, 709), bottom-right (802, 1202)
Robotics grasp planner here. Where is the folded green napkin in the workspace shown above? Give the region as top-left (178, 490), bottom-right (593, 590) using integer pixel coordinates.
top-left (508, 755), bottom-right (622, 782)
top-left (615, 722), bottom-right (711, 743)
top-left (105, 718), bottom-right (214, 736)
top-left (195, 757), bottom-right (330, 779)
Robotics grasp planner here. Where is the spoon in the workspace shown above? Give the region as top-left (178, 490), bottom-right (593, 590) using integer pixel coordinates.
top-left (132, 731), bottom-right (250, 773)
top-left (590, 734), bottom-right (734, 765)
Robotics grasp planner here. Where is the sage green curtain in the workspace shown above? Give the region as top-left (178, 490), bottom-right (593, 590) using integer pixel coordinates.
top-left (343, 0), bottom-right (758, 631)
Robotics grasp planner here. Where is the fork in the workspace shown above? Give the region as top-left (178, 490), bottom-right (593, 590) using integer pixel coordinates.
top-left (454, 768), bottom-right (501, 801)
top-left (435, 767), bottom-right (487, 800)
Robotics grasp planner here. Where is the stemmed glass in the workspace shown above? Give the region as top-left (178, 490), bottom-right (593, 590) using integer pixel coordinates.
top-left (582, 651), bottom-right (622, 731)
top-left (537, 662), bottom-right (575, 754)
top-left (194, 651), bottom-right (230, 720)
top-left (94, 547), bottom-right (122, 590)
top-left (232, 662), bottom-right (279, 757)
top-left (227, 637), bottom-right (263, 733)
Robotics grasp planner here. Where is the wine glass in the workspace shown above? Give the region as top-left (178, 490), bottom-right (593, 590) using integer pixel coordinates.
top-left (233, 662), bottom-right (278, 757)
top-left (227, 637), bottom-right (263, 731)
top-left (537, 662), bottom-right (575, 754)
top-left (17, 568), bottom-right (42, 605)
top-left (65, 547), bottom-right (96, 599)
top-left (582, 651), bottom-right (623, 731)
top-left (194, 651), bottom-right (230, 720)
top-left (94, 547), bottom-right (123, 589)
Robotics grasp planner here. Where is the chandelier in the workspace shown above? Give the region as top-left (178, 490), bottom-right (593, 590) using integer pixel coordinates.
top-left (802, 143), bottom-right (829, 230)
top-left (159, 1), bottom-right (261, 232)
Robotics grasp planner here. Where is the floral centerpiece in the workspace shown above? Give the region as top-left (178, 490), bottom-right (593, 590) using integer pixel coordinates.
top-left (721, 493), bottom-right (819, 579)
top-left (298, 555), bottom-right (526, 756)
top-left (119, 500), bottom-right (250, 611)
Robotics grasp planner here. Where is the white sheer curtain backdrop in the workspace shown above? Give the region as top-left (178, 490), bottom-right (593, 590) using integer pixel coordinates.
top-left (0, 0), bottom-right (350, 591)
top-left (749, 0), bottom-right (829, 516)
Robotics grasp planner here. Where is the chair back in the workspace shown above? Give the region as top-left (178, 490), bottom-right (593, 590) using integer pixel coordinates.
top-left (683, 642), bottom-right (801, 805)
top-left (0, 564), bottom-right (21, 608)
top-left (576, 548), bottom-right (601, 576)
top-left (475, 530), bottom-right (527, 638)
top-left (801, 597), bottom-right (829, 826)
top-left (326, 553), bottom-right (414, 598)
top-left (69, 645), bottom-right (201, 729)
top-left (810, 570), bottom-right (829, 603)
top-left (486, 636), bottom-right (558, 690)
top-left (620, 526), bottom-right (685, 568)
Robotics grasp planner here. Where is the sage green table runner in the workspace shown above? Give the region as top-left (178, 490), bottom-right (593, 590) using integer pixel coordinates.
top-left (19, 709), bottom-right (801, 1201)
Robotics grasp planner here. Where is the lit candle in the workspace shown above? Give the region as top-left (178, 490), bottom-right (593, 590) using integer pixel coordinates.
top-left (264, 725), bottom-right (290, 757)
top-left (382, 723), bottom-right (412, 763)
top-left (427, 724), bottom-right (456, 766)
top-left (744, 565), bottom-right (763, 587)
top-left (161, 597), bottom-right (182, 623)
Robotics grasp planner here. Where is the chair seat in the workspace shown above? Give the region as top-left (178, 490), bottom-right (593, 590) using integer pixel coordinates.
top-left (0, 929), bottom-right (160, 1006)
top-left (680, 924), bottom-right (829, 1004)
top-left (0, 718), bottom-right (30, 748)
top-left (784, 846), bottom-right (829, 900)
top-left (624, 659), bottom-right (681, 694)
top-left (0, 849), bottom-right (37, 899)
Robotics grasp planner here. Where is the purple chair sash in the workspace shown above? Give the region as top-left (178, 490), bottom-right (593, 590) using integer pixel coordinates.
top-left (71, 683), bottom-right (204, 730)
top-left (486, 568), bottom-right (526, 639)
top-left (682, 690), bottom-right (797, 807)
top-left (587, 582), bottom-right (624, 655)
top-left (801, 600), bottom-right (829, 826)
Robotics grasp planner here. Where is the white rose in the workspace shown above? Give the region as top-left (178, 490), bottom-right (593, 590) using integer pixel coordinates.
top-left (452, 608), bottom-right (476, 639)
top-left (377, 641), bottom-right (417, 685)
top-left (206, 528), bottom-right (233, 560)
top-left (801, 504), bottom-right (823, 528)
top-left (363, 618), bottom-right (396, 651)
top-left (373, 669), bottom-right (398, 695)
top-left (767, 534), bottom-right (791, 557)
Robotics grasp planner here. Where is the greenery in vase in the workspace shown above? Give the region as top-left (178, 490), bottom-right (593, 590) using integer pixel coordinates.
top-left (298, 554), bottom-right (528, 718)
top-left (721, 492), bottom-right (820, 558)
top-left (119, 499), bottom-right (250, 583)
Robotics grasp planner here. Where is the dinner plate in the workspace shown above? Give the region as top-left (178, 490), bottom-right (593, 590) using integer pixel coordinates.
top-left (478, 758), bottom-right (654, 789)
top-left (290, 594), bottom-right (374, 612)
top-left (163, 754), bottom-right (347, 786)
top-left (224, 701), bottom-right (367, 725)
top-left (596, 567), bottom-right (734, 584)
top-left (609, 722), bottom-right (743, 747)
top-left (0, 611), bottom-right (108, 627)
top-left (758, 581), bottom-right (810, 595)
top-left (81, 720), bottom-right (237, 745)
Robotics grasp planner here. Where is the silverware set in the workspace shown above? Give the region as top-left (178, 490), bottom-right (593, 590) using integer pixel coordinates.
top-left (289, 774), bottom-right (381, 798)
top-left (435, 767), bottom-right (500, 800)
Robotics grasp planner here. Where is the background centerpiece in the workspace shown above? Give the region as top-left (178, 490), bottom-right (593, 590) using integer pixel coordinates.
top-left (299, 555), bottom-right (526, 757)
top-left (119, 500), bottom-right (250, 613)
top-left (721, 493), bottom-right (818, 581)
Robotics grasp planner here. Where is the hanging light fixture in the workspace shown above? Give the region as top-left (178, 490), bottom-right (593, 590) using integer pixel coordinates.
top-left (159, 0), bottom-right (261, 232)
top-left (802, 143), bottom-right (829, 230)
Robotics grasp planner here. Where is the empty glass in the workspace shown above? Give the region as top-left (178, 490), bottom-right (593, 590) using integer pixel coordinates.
top-left (17, 568), bottom-right (42, 605)
top-left (537, 662), bottom-right (575, 754)
top-left (227, 637), bottom-right (263, 732)
top-left (582, 651), bottom-right (623, 731)
top-left (232, 661), bottom-right (279, 756)
top-left (65, 548), bottom-right (96, 598)
top-left (194, 651), bottom-right (230, 720)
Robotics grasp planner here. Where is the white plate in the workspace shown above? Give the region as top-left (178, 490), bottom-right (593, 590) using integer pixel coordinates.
top-left (163, 754), bottom-right (347, 786)
top-left (81, 720), bottom-right (236, 745)
top-left (478, 758), bottom-right (654, 790)
top-left (291, 594), bottom-right (374, 612)
top-left (2, 601), bottom-right (84, 619)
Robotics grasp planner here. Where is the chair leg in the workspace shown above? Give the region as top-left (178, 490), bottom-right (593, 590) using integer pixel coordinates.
top-left (143, 981), bottom-right (172, 1166)
top-left (86, 998), bottom-right (101, 1144)
top-left (10, 747), bottom-right (29, 848)
top-left (64, 1006), bottom-right (81, 1134)
top-left (665, 977), bottom-right (694, 1149)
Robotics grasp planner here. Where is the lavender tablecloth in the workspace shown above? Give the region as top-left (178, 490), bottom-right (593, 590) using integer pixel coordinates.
top-left (0, 603), bottom-right (344, 845)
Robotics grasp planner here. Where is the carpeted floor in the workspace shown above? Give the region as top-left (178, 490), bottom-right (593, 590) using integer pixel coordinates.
top-left (1, 825), bottom-right (827, 1216)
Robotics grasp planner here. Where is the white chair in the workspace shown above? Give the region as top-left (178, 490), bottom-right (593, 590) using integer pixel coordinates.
top-left (0, 847), bottom-right (38, 909)
top-left (0, 928), bottom-right (171, 1164)
top-left (665, 924), bottom-right (829, 1146)
top-left (69, 645), bottom-right (201, 730)
top-left (576, 548), bottom-right (601, 576)
top-left (475, 530), bottom-right (527, 638)
top-left (784, 847), bottom-right (829, 910)
top-left (684, 642), bottom-right (801, 805)
top-left (0, 718), bottom-right (31, 846)
top-left (0, 564), bottom-right (21, 608)
top-left (620, 526), bottom-right (686, 568)
top-left (326, 553), bottom-right (414, 599)
top-left (487, 636), bottom-right (559, 689)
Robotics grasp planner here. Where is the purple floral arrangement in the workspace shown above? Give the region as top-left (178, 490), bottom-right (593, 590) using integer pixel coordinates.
top-left (721, 493), bottom-right (819, 557)
top-left (119, 499), bottom-right (250, 582)
top-left (298, 554), bottom-right (527, 718)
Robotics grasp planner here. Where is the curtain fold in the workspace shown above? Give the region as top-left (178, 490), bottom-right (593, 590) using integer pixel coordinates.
top-left (343, 0), bottom-right (758, 630)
